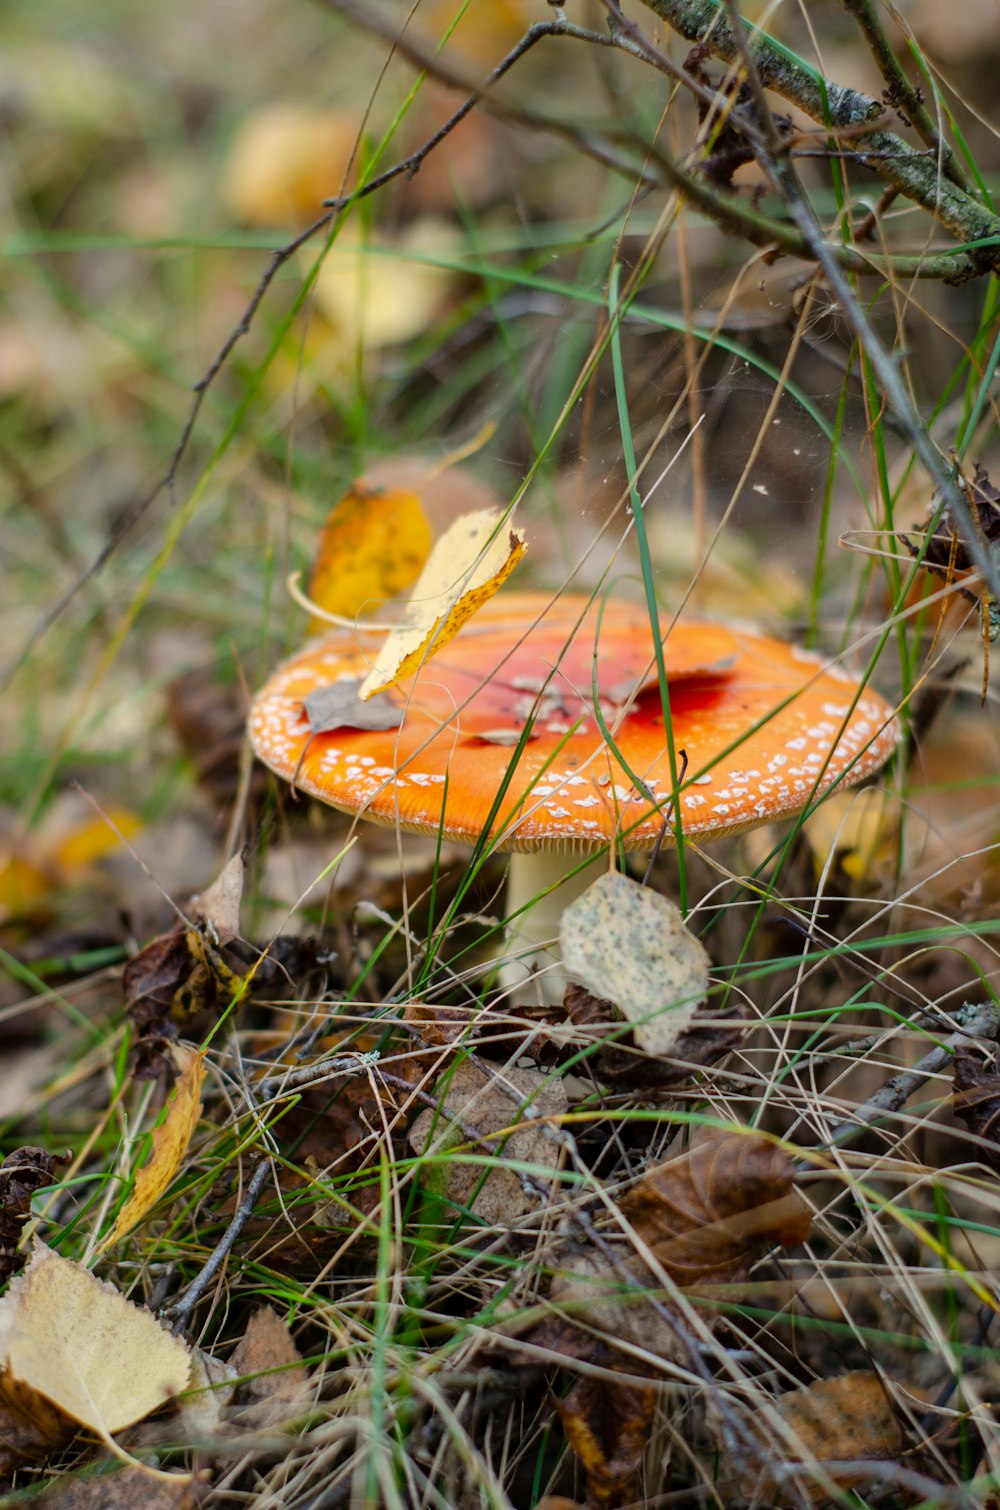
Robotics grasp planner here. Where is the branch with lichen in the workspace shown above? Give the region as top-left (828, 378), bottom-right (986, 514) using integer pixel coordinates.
top-left (638, 0), bottom-right (1000, 271)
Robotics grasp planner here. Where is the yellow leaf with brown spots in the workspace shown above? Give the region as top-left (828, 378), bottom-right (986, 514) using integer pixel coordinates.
top-left (97, 1046), bottom-right (205, 1253)
top-left (359, 508), bottom-right (526, 699)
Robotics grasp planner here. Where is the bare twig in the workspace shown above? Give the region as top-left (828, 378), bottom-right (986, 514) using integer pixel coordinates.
top-left (720, 0), bottom-right (1000, 603)
top-left (640, 0), bottom-right (1000, 264)
top-left (822, 1000), bottom-right (1000, 1151)
top-left (166, 1154), bottom-right (273, 1333)
top-left (839, 0), bottom-right (970, 192)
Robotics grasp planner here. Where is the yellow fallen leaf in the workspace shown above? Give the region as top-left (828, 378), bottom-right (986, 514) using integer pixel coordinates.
top-left (359, 507), bottom-right (526, 699)
top-left (51, 805), bottom-right (142, 875)
top-left (97, 1046), bottom-right (205, 1254)
top-left (0, 1243), bottom-right (191, 1436)
top-left (309, 481), bottom-right (432, 629)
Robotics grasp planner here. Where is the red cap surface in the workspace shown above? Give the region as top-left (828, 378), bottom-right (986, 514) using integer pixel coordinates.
top-left (249, 592), bottom-right (898, 850)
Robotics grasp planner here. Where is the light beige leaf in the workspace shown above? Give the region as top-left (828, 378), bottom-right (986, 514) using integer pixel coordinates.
top-left (97, 1046), bottom-right (205, 1253)
top-left (0, 1244), bottom-right (191, 1435)
top-left (408, 1060), bottom-right (566, 1225)
top-left (359, 508), bottom-right (526, 700)
top-left (192, 852), bottom-right (244, 942)
top-left (560, 872), bottom-right (710, 1056)
top-left (226, 1305), bottom-right (311, 1430)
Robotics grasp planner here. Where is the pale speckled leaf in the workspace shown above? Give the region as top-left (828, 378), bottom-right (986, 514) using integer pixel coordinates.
top-left (560, 872), bottom-right (710, 1056)
top-left (303, 676), bottom-right (402, 734)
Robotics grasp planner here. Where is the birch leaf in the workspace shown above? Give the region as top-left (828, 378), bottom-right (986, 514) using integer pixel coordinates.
top-left (359, 508), bottom-right (526, 699)
top-left (97, 1046), bottom-right (205, 1253)
top-left (0, 1244), bottom-right (191, 1435)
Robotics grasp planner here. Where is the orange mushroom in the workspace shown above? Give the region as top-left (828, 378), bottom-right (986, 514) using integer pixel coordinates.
top-left (249, 592), bottom-right (898, 996)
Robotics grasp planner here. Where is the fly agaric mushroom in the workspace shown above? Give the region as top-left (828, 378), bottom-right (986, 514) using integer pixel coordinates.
top-left (249, 592), bottom-right (898, 996)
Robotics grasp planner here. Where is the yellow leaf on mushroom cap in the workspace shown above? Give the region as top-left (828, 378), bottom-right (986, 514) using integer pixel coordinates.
top-left (309, 481), bottom-right (432, 629)
top-left (0, 1244), bottom-right (191, 1436)
top-left (359, 507), bottom-right (526, 699)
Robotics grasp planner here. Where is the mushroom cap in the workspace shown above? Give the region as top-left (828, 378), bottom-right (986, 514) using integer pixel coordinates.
top-left (249, 592), bottom-right (898, 851)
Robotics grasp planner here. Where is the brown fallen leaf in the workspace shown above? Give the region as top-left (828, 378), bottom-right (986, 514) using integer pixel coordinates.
top-left (563, 982), bottom-right (743, 1087)
top-left (97, 1045), bottom-right (205, 1253)
top-left (358, 507), bottom-right (526, 699)
top-left (0, 1394), bottom-right (71, 1488)
top-left (226, 1305), bottom-right (311, 1430)
top-left (952, 1050), bottom-right (1000, 1174)
top-left (191, 851), bottom-right (244, 944)
top-left (544, 1128), bottom-right (811, 1360)
top-left (560, 872), bottom-right (711, 1057)
top-left (0, 1146), bottom-right (68, 1285)
top-left (36, 1463), bottom-right (197, 1508)
top-left (409, 1059), bottom-right (567, 1226)
top-left (553, 1369), bottom-right (656, 1510)
top-left (728, 1370), bottom-right (905, 1504)
top-left (0, 1243), bottom-right (192, 1439)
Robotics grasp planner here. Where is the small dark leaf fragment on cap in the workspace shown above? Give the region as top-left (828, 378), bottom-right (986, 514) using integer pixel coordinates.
top-left (303, 677), bottom-right (402, 735)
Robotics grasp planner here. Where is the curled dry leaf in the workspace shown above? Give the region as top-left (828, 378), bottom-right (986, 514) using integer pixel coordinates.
top-left (409, 1059), bottom-right (567, 1226)
top-left (544, 1128), bottom-right (811, 1360)
top-left (560, 872), bottom-right (711, 1057)
top-left (0, 1146), bottom-right (68, 1285)
top-left (728, 1370), bottom-right (905, 1504)
top-left (952, 1050), bottom-right (1000, 1174)
top-left (553, 1371), bottom-right (656, 1510)
top-left (0, 1243), bottom-right (191, 1437)
top-left (358, 507), bottom-right (526, 700)
top-left (308, 480), bottom-right (432, 628)
top-left (97, 1045), bottom-right (205, 1254)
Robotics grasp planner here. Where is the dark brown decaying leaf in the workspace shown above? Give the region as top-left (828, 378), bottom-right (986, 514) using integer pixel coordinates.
top-left (302, 676), bottom-right (403, 734)
top-left (952, 1050), bottom-right (1000, 1173)
top-left (729, 1370), bottom-right (905, 1503)
top-left (36, 1464), bottom-right (197, 1509)
top-left (563, 982), bottom-right (743, 1086)
top-left (553, 1369), bottom-right (656, 1510)
top-left (540, 1129), bottom-right (810, 1362)
top-left (0, 1396), bottom-right (71, 1489)
top-left (0, 1147), bottom-right (68, 1286)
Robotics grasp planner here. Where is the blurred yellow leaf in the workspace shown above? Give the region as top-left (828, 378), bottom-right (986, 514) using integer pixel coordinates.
top-left (97, 1046), bottom-right (205, 1254)
top-left (0, 852), bottom-right (49, 924)
top-left (52, 805), bottom-right (142, 875)
top-left (802, 788), bottom-right (899, 883)
top-left (312, 221), bottom-right (457, 350)
top-left (0, 1244), bottom-right (191, 1436)
top-left (309, 481), bottom-right (432, 628)
top-left (359, 507), bottom-right (526, 699)
top-left (223, 105), bottom-right (360, 227)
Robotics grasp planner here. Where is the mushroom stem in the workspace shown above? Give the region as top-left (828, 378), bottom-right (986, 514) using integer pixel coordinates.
top-left (498, 846), bottom-right (608, 1002)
